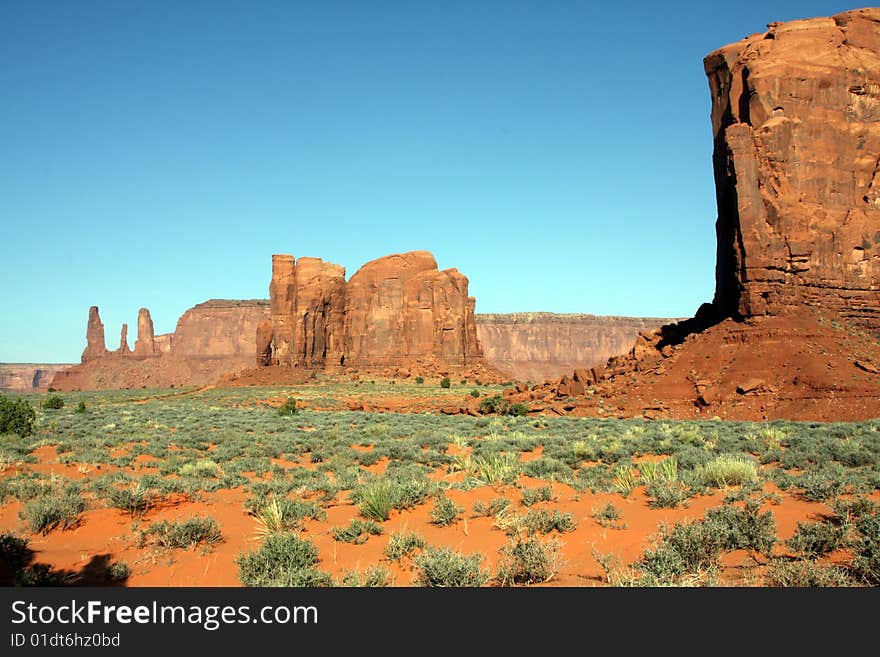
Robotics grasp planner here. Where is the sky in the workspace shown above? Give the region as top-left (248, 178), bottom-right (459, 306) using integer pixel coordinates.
top-left (0, 0), bottom-right (861, 362)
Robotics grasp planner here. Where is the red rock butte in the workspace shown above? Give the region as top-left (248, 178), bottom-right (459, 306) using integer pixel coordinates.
top-left (706, 8), bottom-right (880, 330)
top-left (263, 250), bottom-right (482, 370)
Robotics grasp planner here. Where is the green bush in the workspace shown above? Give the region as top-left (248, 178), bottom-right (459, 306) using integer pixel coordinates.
top-left (140, 516), bottom-right (222, 550)
top-left (430, 497), bottom-right (463, 526)
top-left (592, 502), bottom-right (625, 529)
top-left (384, 531), bottom-right (426, 561)
top-left (853, 510), bottom-right (880, 584)
top-left (520, 485), bottom-right (554, 507)
top-left (0, 397), bottom-right (36, 437)
top-left (413, 547), bottom-right (489, 587)
top-left (786, 521), bottom-right (846, 558)
top-left (695, 454), bottom-right (758, 488)
top-left (638, 520), bottom-right (725, 585)
top-left (278, 397), bottom-right (298, 416)
top-left (470, 389), bottom-right (481, 398)
top-left (237, 533), bottom-right (331, 587)
top-left (75, 401), bottom-right (87, 414)
top-left (478, 395), bottom-right (528, 416)
top-left (705, 501), bottom-right (777, 554)
top-left (43, 395), bottom-right (65, 410)
top-left (415, 377), bottom-right (424, 384)
top-left (22, 490), bottom-right (85, 534)
top-left (338, 566), bottom-right (393, 587)
top-left (521, 508), bottom-right (576, 535)
top-left (107, 483), bottom-right (155, 517)
top-left (332, 519), bottom-right (383, 544)
top-left (496, 535), bottom-right (563, 585)
top-left (354, 479), bottom-right (397, 521)
top-left (440, 378), bottom-right (451, 389)
top-left (472, 497), bottom-right (510, 517)
top-left (765, 560), bottom-right (854, 587)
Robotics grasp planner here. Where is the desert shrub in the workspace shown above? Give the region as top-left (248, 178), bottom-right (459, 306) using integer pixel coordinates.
top-left (440, 378), bottom-right (451, 389)
top-left (107, 483), bottom-right (155, 517)
top-left (415, 377), bottom-right (424, 384)
top-left (612, 465), bottom-right (637, 497)
top-left (22, 489), bottom-right (85, 534)
top-left (237, 533), bottom-right (332, 587)
top-left (0, 397), bottom-right (36, 437)
top-left (796, 469), bottom-right (848, 502)
top-left (384, 531), bottom-right (426, 561)
top-left (704, 500), bottom-right (777, 554)
top-left (472, 497), bottom-right (510, 517)
top-left (765, 560), bottom-right (855, 587)
top-left (520, 485), bottom-right (554, 507)
top-left (470, 389), bottom-right (481, 398)
top-left (831, 497), bottom-right (877, 525)
top-left (354, 479), bottom-right (397, 521)
top-left (638, 520), bottom-right (725, 585)
top-left (521, 508), bottom-right (575, 535)
top-left (695, 454), bottom-right (758, 488)
top-left (278, 397), bottom-right (298, 416)
top-left (853, 509), bottom-right (880, 584)
top-left (15, 564), bottom-right (65, 586)
top-left (250, 497), bottom-right (325, 539)
top-left (0, 531), bottom-right (31, 574)
top-left (646, 479), bottom-right (690, 509)
top-left (478, 396), bottom-right (528, 417)
top-left (338, 565), bottom-right (393, 587)
top-left (413, 547), bottom-right (489, 587)
top-left (43, 395), bottom-right (64, 410)
top-left (496, 535), bottom-right (563, 585)
top-left (74, 401), bottom-right (87, 413)
top-left (332, 518), bottom-right (383, 544)
top-left (592, 502), bottom-right (625, 529)
top-left (430, 497), bottom-right (464, 526)
top-left (786, 521), bottom-right (847, 558)
top-left (140, 516), bottom-right (222, 550)
top-left (472, 453), bottom-right (520, 484)
top-left (178, 459), bottom-right (220, 478)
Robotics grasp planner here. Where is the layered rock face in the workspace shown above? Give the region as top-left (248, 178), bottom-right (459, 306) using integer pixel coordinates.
top-left (706, 8), bottom-right (880, 332)
top-left (81, 306), bottom-right (108, 363)
top-left (171, 300), bottom-right (270, 357)
top-left (343, 251), bottom-right (480, 367)
top-left (0, 364), bottom-right (73, 392)
top-left (265, 250), bottom-right (483, 369)
top-left (475, 313), bottom-right (682, 380)
top-left (53, 300), bottom-right (270, 390)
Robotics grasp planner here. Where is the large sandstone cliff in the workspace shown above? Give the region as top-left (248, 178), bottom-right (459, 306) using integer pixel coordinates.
top-left (475, 313), bottom-right (682, 381)
top-left (51, 300), bottom-right (270, 390)
top-left (264, 250), bottom-right (482, 369)
top-left (706, 8), bottom-right (880, 331)
top-left (0, 364), bottom-right (73, 392)
top-left (171, 300), bottom-right (270, 358)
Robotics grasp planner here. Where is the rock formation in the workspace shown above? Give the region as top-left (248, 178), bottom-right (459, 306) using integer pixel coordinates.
top-left (475, 313), bottom-right (682, 380)
top-left (342, 251), bottom-right (481, 367)
top-left (0, 364), bottom-right (73, 392)
top-left (116, 324), bottom-right (130, 355)
top-left (264, 250), bottom-right (482, 370)
top-left (53, 300), bottom-right (270, 390)
top-left (81, 306), bottom-right (108, 363)
top-left (705, 8), bottom-right (880, 332)
top-left (133, 308), bottom-right (156, 357)
top-left (171, 300), bottom-right (270, 357)
top-left (255, 319), bottom-right (273, 367)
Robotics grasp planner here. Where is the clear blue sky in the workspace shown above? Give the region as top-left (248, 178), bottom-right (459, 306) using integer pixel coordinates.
top-left (0, 0), bottom-right (859, 362)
